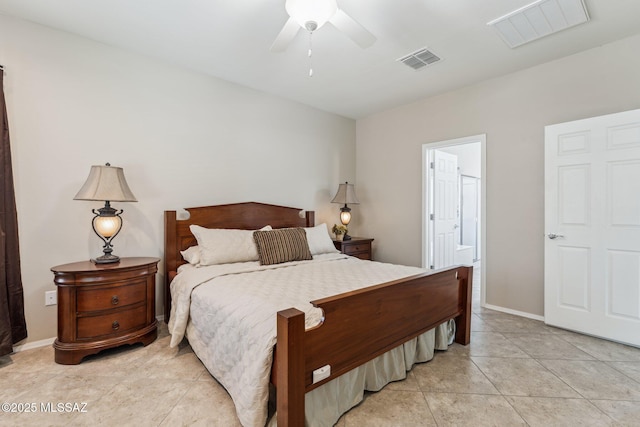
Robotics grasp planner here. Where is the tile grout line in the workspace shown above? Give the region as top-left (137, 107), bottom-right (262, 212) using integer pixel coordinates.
top-left (467, 353), bottom-right (533, 426)
top-left (155, 382), bottom-right (194, 427)
top-left (473, 327), bottom-right (600, 425)
top-left (604, 360), bottom-right (640, 387)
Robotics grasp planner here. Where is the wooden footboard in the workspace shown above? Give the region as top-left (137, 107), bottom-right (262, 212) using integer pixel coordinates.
top-left (275, 265), bottom-right (472, 426)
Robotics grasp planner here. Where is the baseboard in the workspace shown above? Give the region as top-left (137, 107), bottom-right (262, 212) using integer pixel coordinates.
top-left (11, 315), bottom-right (166, 354)
top-left (12, 336), bottom-right (56, 353)
top-left (482, 303), bottom-right (545, 322)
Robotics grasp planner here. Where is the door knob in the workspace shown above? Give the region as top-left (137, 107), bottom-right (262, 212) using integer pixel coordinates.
top-left (547, 233), bottom-right (565, 240)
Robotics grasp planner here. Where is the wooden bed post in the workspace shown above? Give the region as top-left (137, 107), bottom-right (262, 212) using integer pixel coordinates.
top-left (276, 308), bottom-right (305, 427)
top-left (305, 211), bottom-right (315, 228)
top-left (454, 266), bottom-right (473, 345)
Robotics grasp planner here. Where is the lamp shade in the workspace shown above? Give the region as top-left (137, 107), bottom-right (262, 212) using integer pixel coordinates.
top-left (74, 163), bottom-right (137, 202)
top-left (286, 0), bottom-right (338, 29)
top-left (331, 182), bottom-right (360, 205)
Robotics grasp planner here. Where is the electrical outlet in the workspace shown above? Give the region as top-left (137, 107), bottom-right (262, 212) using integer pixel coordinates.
top-left (45, 290), bottom-right (57, 306)
top-left (312, 365), bottom-right (331, 384)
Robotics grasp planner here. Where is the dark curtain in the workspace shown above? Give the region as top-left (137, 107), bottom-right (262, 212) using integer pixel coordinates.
top-left (0, 70), bottom-right (27, 356)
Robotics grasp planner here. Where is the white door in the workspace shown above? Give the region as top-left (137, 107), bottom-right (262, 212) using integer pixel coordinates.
top-left (433, 150), bottom-right (458, 269)
top-left (461, 175), bottom-right (480, 260)
top-left (545, 108), bottom-right (640, 347)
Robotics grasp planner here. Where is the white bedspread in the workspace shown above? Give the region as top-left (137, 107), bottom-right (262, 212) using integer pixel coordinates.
top-left (168, 253), bottom-right (426, 427)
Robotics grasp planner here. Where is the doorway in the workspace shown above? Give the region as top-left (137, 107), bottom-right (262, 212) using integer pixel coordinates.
top-left (423, 134), bottom-right (486, 307)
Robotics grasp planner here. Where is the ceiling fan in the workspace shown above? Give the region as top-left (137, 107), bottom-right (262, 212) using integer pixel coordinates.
top-left (270, 0), bottom-right (376, 52)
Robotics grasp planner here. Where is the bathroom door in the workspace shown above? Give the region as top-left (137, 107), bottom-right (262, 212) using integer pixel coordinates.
top-left (461, 175), bottom-right (479, 260)
top-left (432, 150), bottom-right (458, 269)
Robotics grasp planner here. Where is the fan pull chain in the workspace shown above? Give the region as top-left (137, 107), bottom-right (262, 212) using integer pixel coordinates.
top-left (308, 30), bottom-right (313, 77)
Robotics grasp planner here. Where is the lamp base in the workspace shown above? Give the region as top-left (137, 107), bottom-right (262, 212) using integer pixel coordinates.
top-left (343, 233), bottom-right (352, 241)
top-left (92, 254), bottom-right (120, 264)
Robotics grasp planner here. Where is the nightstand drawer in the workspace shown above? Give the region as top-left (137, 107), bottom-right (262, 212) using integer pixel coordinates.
top-left (77, 281), bottom-right (146, 312)
top-left (342, 243), bottom-right (371, 256)
top-left (77, 305), bottom-right (147, 339)
top-left (334, 237), bottom-right (374, 261)
top-left (350, 252), bottom-right (371, 260)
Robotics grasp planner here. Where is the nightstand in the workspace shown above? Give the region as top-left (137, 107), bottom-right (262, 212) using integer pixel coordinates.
top-left (51, 257), bottom-right (159, 364)
top-left (333, 237), bottom-right (374, 260)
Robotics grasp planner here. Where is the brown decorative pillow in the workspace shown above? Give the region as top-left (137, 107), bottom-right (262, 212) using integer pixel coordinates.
top-left (253, 227), bottom-right (313, 266)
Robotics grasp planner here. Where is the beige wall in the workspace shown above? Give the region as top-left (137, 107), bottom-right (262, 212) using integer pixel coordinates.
top-left (356, 33), bottom-right (640, 317)
top-left (0, 14), bottom-right (356, 344)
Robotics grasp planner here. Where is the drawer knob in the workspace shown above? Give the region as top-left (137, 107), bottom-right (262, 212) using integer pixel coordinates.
top-left (112, 321), bottom-right (120, 331)
top-left (111, 295), bottom-right (119, 305)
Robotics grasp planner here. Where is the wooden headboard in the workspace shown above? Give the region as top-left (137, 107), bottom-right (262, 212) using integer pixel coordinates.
top-left (164, 202), bottom-right (315, 320)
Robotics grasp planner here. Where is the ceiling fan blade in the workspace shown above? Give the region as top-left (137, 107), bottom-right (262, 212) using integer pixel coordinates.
top-left (270, 17), bottom-right (301, 52)
top-left (329, 8), bottom-right (376, 49)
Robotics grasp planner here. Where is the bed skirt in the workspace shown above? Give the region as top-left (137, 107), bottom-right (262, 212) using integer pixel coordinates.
top-left (266, 320), bottom-right (454, 427)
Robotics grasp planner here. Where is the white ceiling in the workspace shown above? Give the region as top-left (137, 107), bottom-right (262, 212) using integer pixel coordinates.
top-left (1, 0), bottom-right (639, 119)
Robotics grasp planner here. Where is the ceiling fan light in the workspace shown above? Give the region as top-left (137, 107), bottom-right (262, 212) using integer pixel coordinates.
top-left (286, 0), bottom-right (338, 30)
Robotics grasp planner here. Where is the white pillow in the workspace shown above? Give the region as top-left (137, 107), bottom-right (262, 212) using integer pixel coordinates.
top-left (190, 225), bottom-right (272, 266)
top-left (180, 245), bottom-right (201, 265)
top-left (305, 223), bottom-right (339, 255)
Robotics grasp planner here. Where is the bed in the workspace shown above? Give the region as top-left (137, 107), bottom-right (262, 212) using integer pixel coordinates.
top-left (164, 202), bottom-right (472, 426)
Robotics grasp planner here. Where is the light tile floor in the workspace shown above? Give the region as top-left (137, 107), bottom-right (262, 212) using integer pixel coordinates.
top-left (1, 266), bottom-right (639, 426)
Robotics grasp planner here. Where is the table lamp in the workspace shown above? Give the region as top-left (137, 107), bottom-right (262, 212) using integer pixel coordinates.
top-left (331, 181), bottom-right (359, 241)
top-left (74, 163), bottom-right (137, 263)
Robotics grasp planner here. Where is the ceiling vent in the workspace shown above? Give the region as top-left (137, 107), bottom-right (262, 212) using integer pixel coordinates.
top-left (487, 0), bottom-right (589, 48)
top-left (397, 48), bottom-right (441, 71)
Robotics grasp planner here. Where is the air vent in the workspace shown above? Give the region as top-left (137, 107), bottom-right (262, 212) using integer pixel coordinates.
top-left (397, 48), bottom-right (441, 71)
top-left (487, 0), bottom-right (589, 48)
